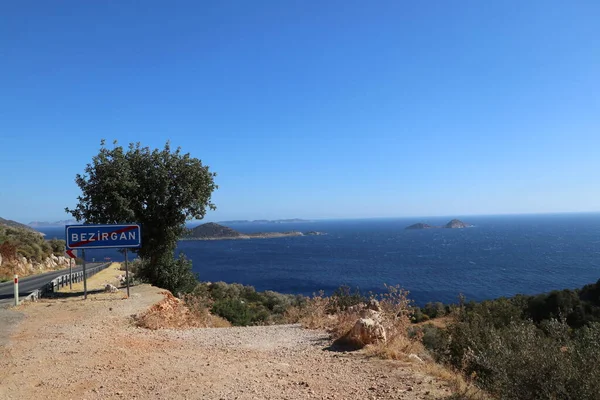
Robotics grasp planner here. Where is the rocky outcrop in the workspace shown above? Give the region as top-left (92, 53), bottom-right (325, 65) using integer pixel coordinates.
top-left (2, 254), bottom-right (71, 278)
top-left (405, 223), bottom-right (434, 230)
top-left (444, 219), bottom-right (472, 229)
top-left (406, 219), bottom-right (473, 230)
top-left (342, 317), bottom-right (387, 349)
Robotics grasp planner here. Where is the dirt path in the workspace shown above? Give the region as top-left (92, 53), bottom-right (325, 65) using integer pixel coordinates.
top-left (0, 285), bottom-right (454, 399)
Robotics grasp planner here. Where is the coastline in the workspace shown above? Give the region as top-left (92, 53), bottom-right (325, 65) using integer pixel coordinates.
top-left (181, 231), bottom-right (305, 241)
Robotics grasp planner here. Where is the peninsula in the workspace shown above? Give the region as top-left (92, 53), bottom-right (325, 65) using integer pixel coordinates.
top-left (405, 219), bottom-right (473, 230)
top-left (184, 222), bottom-right (324, 240)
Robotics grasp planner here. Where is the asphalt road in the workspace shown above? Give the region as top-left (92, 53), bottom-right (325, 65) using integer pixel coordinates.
top-left (0, 263), bottom-right (106, 307)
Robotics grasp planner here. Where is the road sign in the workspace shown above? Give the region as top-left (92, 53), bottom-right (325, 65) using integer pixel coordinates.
top-left (66, 249), bottom-right (77, 259)
top-left (65, 224), bottom-right (142, 250)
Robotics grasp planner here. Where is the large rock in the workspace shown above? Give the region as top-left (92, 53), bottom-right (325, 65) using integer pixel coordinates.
top-left (341, 318), bottom-right (387, 349)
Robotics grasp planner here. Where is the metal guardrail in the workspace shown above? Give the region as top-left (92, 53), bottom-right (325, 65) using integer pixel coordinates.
top-left (25, 262), bottom-right (112, 301)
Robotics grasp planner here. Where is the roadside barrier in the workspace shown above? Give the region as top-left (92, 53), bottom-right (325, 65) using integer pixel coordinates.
top-left (24, 262), bottom-right (111, 301)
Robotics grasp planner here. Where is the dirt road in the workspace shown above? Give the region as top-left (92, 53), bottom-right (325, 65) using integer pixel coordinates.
top-left (0, 285), bottom-right (453, 399)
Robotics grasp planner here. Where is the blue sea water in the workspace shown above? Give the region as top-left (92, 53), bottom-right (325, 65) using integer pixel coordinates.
top-left (37, 214), bottom-right (600, 305)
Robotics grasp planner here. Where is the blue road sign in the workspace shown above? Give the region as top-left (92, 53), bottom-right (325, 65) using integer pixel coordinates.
top-left (66, 224), bottom-right (142, 250)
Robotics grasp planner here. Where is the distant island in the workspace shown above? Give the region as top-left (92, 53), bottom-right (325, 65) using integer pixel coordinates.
top-left (218, 218), bottom-right (312, 224)
top-left (184, 222), bottom-right (325, 240)
top-left (406, 219), bottom-right (473, 230)
top-left (28, 219), bottom-right (78, 227)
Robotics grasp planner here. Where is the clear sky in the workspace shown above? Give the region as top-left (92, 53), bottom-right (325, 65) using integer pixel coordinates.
top-left (1, 1), bottom-right (599, 223)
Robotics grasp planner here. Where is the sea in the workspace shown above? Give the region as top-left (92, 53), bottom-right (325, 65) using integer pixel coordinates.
top-left (36, 213), bottom-right (600, 306)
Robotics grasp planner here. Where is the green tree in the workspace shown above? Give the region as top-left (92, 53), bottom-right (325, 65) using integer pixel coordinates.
top-left (66, 140), bottom-right (217, 293)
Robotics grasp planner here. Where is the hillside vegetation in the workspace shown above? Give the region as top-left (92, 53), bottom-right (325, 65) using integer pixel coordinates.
top-left (414, 280), bottom-right (600, 400)
top-left (187, 222), bottom-right (242, 239)
top-left (0, 217), bottom-right (32, 230)
top-left (0, 224), bottom-right (65, 278)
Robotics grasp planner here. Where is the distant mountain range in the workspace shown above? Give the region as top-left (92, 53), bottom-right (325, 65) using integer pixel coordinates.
top-left (28, 219), bottom-right (78, 227)
top-left (218, 219), bottom-right (312, 224)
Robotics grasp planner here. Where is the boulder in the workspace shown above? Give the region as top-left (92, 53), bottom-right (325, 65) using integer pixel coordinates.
top-left (366, 299), bottom-right (381, 312)
top-left (342, 318), bottom-right (387, 349)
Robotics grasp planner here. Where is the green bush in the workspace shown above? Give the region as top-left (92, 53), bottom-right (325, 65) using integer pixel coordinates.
top-left (422, 301), bottom-right (447, 318)
top-left (137, 253), bottom-right (198, 295)
top-left (328, 285), bottom-right (366, 312)
top-left (422, 292), bottom-right (600, 400)
top-left (190, 281), bottom-right (306, 326)
top-left (211, 299), bottom-right (270, 326)
top-left (0, 225), bottom-right (54, 263)
top-left (48, 238), bottom-right (66, 256)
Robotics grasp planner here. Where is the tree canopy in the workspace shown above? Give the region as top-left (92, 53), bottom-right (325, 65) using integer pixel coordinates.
top-left (66, 140), bottom-right (217, 293)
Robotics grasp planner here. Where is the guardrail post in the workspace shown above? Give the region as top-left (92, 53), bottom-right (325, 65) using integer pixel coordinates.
top-left (14, 275), bottom-right (19, 306)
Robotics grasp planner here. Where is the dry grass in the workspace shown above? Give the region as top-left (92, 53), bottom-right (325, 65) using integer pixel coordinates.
top-left (59, 262), bottom-right (123, 294)
top-left (135, 291), bottom-right (230, 330)
top-left (289, 285), bottom-right (490, 399)
top-left (421, 362), bottom-right (491, 400)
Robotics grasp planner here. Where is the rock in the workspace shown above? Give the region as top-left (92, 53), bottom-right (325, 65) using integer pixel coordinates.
top-left (444, 219), bottom-right (472, 229)
top-left (105, 284), bottom-right (119, 293)
top-left (341, 318), bottom-right (386, 349)
top-left (366, 299), bottom-right (381, 312)
top-left (405, 223), bottom-right (434, 230)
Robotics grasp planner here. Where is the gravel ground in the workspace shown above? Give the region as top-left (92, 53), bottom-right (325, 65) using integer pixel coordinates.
top-left (0, 308), bottom-right (23, 347)
top-left (0, 285), bottom-right (454, 400)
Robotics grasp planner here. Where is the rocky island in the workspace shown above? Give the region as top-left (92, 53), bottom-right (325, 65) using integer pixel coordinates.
top-left (405, 223), bottom-right (435, 230)
top-left (184, 222), bottom-right (324, 240)
top-left (405, 219), bottom-right (473, 230)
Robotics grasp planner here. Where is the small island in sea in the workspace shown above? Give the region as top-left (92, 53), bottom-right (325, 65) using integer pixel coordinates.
top-left (405, 219), bottom-right (473, 230)
top-left (183, 222), bottom-right (325, 240)
top-left (218, 218), bottom-right (312, 224)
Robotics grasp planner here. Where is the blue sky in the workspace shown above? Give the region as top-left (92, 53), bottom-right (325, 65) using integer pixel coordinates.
top-left (1, 1), bottom-right (599, 223)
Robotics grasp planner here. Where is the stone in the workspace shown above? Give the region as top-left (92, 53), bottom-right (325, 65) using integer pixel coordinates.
top-left (342, 318), bottom-right (386, 349)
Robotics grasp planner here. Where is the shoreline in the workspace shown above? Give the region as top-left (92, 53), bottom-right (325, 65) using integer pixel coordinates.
top-left (181, 231), bottom-right (305, 241)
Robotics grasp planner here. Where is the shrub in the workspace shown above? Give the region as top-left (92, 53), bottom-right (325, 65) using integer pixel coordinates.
top-left (328, 285), bottom-right (366, 312)
top-left (424, 295), bottom-right (600, 400)
top-left (188, 281), bottom-right (306, 326)
top-left (211, 298), bottom-right (269, 326)
top-left (137, 253), bottom-right (198, 295)
top-left (48, 238), bottom-right (66, 256)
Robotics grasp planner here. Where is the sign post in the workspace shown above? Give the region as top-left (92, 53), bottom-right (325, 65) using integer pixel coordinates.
top-left (124, 249), bottom-right (130, 297)
top-left (66, 224), bottom-right (141, 300)
top-left (66, 249), bottom-right (77, 290)
top-left (13, 275), bottom-right (18, 306)
top-left (82, 249), bottom-right (87, 299)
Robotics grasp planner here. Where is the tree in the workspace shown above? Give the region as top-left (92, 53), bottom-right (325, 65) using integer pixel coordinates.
top-left (66, 140), bottom-right (217, 293)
